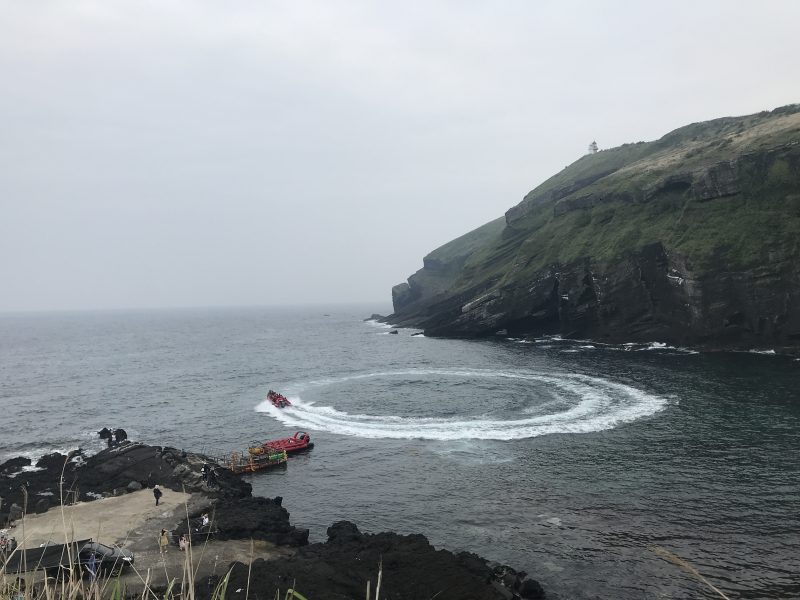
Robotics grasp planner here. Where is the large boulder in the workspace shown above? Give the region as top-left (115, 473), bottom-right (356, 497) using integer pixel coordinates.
top-left (34, 498), bottom-right (50, 514)
top-left (8, 503), bottom-right (23, 521)
top-left (0, 457), bottom-right (31, 476)
top-left (175, 497), bottom-right (309, 547)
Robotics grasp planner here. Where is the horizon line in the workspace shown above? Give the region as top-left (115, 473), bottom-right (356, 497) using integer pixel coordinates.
top-left (0, 301), bottom-right (392, 316)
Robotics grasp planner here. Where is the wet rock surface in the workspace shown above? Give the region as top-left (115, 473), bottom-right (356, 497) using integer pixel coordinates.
top-left (0, 441), bottom-right (250, 510)
top-left (0, 457), bottom-right (31, 476)
top-left (204, 521), bottom-right (544, 600)
top-left (174, 496), bottom-right (309, 547)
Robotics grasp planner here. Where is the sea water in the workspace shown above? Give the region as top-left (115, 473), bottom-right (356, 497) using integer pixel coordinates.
top-left (1, 306), bottom-right (798, 599)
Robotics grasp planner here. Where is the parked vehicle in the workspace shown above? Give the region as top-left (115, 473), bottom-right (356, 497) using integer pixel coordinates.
top-left (77, 541), bottom-right (134, 574)
top-left (2, 539), bottom-right (134, 576)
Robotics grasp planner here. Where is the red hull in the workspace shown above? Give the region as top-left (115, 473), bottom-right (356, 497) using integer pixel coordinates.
top-left (264, 431), bottom-right (313, 454)
top-left (267, 390), bottom-right (291, 408)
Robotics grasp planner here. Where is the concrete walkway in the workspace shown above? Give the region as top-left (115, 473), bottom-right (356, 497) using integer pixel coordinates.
top-left (4, 489), bottom-right (294, 593)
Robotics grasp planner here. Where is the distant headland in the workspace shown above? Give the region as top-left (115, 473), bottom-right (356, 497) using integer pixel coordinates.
top-left (387, 105), bottom-right (800, 354)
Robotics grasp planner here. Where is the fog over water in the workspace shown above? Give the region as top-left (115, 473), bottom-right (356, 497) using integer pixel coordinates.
top-left (1, 1), bottom-right (799, 311)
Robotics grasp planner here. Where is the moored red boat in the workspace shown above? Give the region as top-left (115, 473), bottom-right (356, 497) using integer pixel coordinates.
top-left (267, 389), bottom-right (291, 408)
top-left (262, 431), bottom-right (313, 454)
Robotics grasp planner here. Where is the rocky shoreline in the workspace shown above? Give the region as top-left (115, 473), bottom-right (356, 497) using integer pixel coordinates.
top-left (1, 440), bottom-right (545, 599)
top-left (367, 313), bottom-right (800, 358)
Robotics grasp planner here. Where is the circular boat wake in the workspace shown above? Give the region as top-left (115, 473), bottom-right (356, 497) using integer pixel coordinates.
top-left (254, 369), bottom-right (665, 440)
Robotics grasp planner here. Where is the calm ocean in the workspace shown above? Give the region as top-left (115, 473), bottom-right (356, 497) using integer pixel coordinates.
top-left (1, 306), bottom-right (798, 599)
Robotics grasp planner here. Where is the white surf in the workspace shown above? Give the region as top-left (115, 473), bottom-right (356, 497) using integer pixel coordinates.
top-left (254, 369), bottom-right (666, 441)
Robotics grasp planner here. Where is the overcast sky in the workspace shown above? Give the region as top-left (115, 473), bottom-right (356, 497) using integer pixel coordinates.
top-left (1, 1), bottom-right (798, 312)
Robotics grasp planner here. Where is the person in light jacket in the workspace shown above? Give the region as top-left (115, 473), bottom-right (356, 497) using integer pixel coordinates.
top-left (159, 529), bottom-right (169, 555)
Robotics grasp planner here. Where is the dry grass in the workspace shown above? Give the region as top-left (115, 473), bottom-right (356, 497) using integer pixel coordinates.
top-left (649, 545), bottom-right (731, 600)
top-left (1, 455), bottom-right (383, 600)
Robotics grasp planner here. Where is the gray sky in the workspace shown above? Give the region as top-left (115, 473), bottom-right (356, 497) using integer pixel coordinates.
top-left (1, 1), bottom-right (798, 311)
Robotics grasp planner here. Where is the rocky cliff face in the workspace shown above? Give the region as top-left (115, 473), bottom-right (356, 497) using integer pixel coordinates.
top-left (388, 105), bottom-right (800, 351)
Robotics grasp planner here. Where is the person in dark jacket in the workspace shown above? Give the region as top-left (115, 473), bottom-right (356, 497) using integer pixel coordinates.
top-left (153, 485), bottom-right (163, 506)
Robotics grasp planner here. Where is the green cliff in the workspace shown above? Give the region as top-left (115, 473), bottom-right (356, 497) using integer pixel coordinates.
top-left (389, 105), bottom-right (800, 350)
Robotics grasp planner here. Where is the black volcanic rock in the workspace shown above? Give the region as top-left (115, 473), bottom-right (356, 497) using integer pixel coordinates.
top-left (0, 450), bottom-right (83, 510)
top-left (0, 456), bottom-right (31, 476)
top-left (175, 496), bottom-right (309, 547)
top-left (34, 498), bottom-right (50, 514)
top-left (75, 442), bottom-right (251, 500)
top-left (0, 441), bottom-right (250, 510)
top-left (204, 520), bottom-right (544, 600)
top-left (36, 452), bottom-right (75, 471)
top-left (326, 520), bottom-right (362, 544)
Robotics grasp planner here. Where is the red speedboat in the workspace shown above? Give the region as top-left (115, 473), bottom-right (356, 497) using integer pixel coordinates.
top-left (263, 431), bottom-right (313, 454)
top-left (267, 390), bottom-right (292, 408)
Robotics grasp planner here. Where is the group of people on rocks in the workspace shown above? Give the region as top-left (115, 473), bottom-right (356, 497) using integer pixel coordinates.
top-left (159, 530), bottom-right (193, 555)
top-left (93, 427), bottom-right (221, 559)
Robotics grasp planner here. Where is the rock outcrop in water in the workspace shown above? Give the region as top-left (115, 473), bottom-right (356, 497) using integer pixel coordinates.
top-left (388, 105), bottom-right (800, 352)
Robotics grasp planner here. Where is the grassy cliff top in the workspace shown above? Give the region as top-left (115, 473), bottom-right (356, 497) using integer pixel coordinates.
top-left (411, 104), bottom-right (800, 294)
top-left (515, 104), bottom-right (800, 215)
top-left (424, 217), bottom-right (506, 265)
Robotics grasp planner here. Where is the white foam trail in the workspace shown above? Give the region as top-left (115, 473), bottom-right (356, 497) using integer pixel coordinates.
top-left (255, 369), bottom-right (666, 441)
top-left (363, 319), bottom-right (394, 329)
top-left (637, 342), bottom-right (674, 351)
